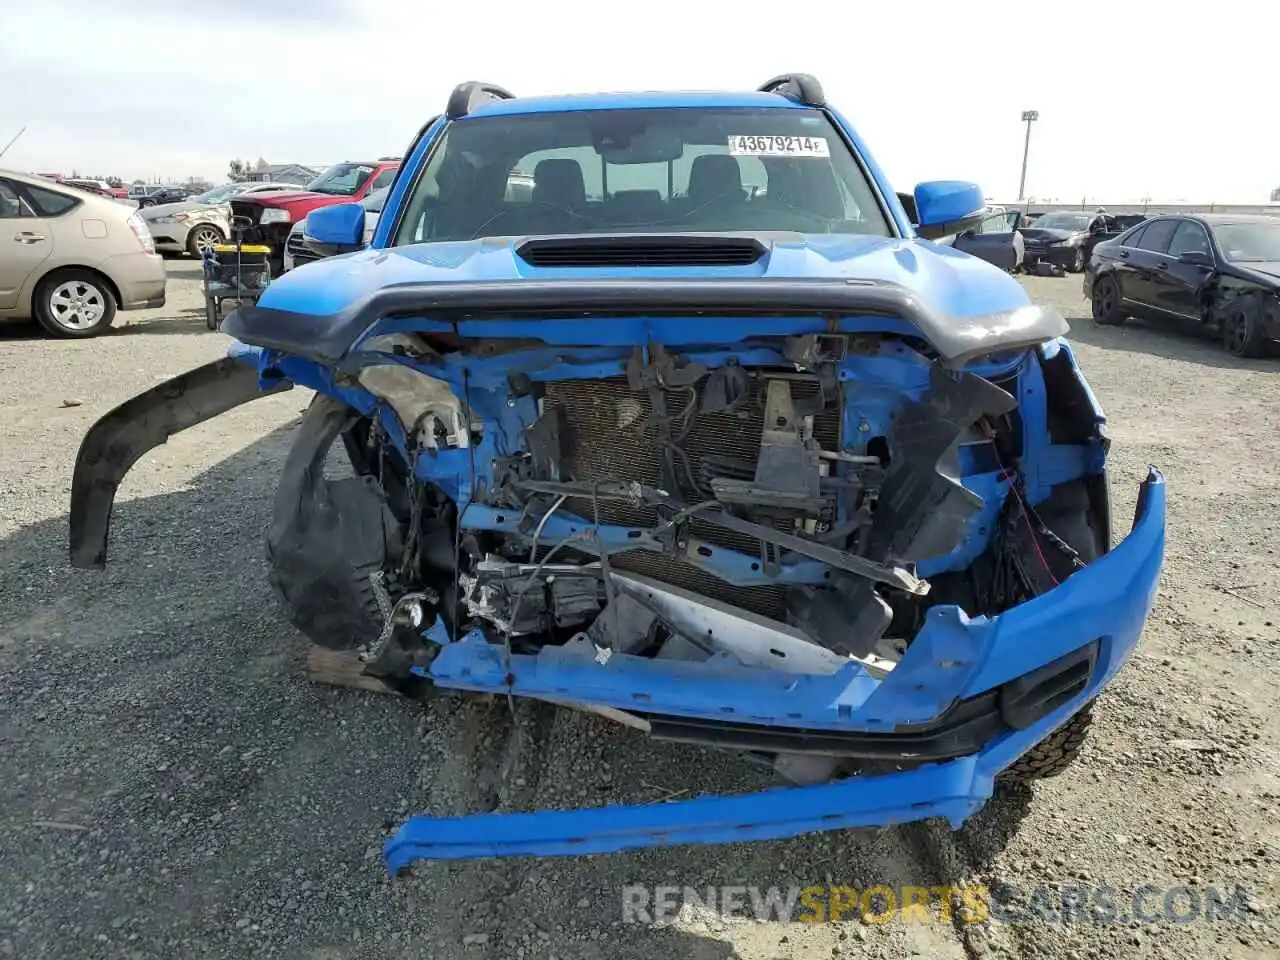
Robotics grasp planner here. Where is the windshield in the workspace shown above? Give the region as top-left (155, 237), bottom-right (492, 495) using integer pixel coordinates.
top-left (1213, 222), bottom-right (1280, 263)
top-left (1033, 213), bottom-right (1090, 231)
top-left (393, 107), bottom-right (892, 244)
top-left (362, 187), bottom-right (390, 214)
top-left (307, 163), bottom-right (377, 197)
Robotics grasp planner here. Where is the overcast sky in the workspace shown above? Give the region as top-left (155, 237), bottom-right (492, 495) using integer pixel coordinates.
top-left (2, 0), bottom-right (1275, 203)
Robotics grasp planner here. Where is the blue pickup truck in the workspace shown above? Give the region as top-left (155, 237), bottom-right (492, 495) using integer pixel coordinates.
top-left (70, 75), bottom-right (1165, 872)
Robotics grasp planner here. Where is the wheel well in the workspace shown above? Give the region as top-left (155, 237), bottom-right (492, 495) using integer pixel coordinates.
top-left (191, 221), bottom-right (225, 238)
top-left (1198, 282), bottom-right (1224, 323)
top-left (32, 265), bottom-right (121, 314)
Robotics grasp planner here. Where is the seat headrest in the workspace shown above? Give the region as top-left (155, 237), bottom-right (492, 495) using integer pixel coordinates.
top-left (687, 154), bottom-right (744, 204)
top-left (532, 158), bottom-right (586, 207)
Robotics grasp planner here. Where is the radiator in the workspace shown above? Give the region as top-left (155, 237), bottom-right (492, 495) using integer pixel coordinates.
top-left (541, 372), bottom-right (840, 618)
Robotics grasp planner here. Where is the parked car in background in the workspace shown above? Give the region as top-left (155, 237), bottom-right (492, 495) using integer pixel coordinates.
top-left (136, 186), bottom-right (198, 208)
top-left (231, 159), bottom-right (401, 273)
top-left (1087, 213), bottom-right (1280, 358)
top-left (61, 178), bottom-right (129, 200)
top-left (1020, 211), bottom-right (1126, 273)
top-left (952, 207), bottom-right (1024, 271)
top-left (128, 183), bottom-right (166, 202)
top-left (1113, 214), bottom-right (1151, 231)
top-left (0, 169), bottom-right (165, 337)
top-left (59, 178), bottom-right (113, 199)
top-left (280, 170), bottom-right (532, 272)
top-left (283, 187), bottom-right (390, 272)
top-left (143, 181), bottom-right (306, 257)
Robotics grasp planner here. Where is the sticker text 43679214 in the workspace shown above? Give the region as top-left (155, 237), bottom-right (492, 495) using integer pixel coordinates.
top-left (728, 135), bottom-right (831, 158)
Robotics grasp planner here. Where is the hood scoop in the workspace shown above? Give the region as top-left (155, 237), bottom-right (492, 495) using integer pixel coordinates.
top-left (516, 234), bottom-right (767, 268)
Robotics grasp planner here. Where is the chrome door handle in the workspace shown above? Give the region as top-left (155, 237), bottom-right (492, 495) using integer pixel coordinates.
top-left (13, 232), bottom-right (46, 243)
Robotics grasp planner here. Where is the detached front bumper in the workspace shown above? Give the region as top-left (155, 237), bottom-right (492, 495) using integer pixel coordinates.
top-left (385, 469), bottom-right (1166, 871)
top-left (1022, 243), bottom-right (1081, 269)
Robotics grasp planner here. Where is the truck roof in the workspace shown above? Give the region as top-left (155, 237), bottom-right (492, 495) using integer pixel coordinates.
top-left (466, 89), bottom-right (809, 119)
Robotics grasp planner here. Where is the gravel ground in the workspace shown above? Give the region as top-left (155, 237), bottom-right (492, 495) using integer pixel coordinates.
top-left (0, 259), bottom-right (1276, 960)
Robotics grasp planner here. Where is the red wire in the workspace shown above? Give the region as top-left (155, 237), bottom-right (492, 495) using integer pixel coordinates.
top-left (993, 453), bottom-right (1061, 588)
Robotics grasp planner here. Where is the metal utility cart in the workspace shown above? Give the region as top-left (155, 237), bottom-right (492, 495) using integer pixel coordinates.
top-left (200, 221), bottom-right (272, 330)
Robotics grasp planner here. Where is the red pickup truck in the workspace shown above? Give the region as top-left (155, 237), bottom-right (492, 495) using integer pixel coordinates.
top-left (230, 160), bottom-right (400, 273)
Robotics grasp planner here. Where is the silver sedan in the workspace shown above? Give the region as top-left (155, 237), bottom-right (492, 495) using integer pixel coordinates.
top-left (142, 182), bottom-right (303, 257)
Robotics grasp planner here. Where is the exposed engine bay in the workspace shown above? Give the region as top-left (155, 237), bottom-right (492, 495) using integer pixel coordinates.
top-left (259, 327), bottom-right (1110, 784)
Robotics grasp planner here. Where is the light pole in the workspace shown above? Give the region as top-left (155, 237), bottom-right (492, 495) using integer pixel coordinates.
top-left (1017, 110), bottom-right (1038, 203)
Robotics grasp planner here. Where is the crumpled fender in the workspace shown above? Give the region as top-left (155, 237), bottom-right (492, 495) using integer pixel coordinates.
top-left (69, 356), bottom-right (291, 569)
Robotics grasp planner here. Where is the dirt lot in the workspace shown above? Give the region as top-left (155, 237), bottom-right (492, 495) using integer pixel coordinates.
top-left (0, 260), bottom-right (1276, 960)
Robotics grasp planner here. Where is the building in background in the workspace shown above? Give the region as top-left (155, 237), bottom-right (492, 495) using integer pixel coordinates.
top-left (241, 161), bottom-right (317, 186)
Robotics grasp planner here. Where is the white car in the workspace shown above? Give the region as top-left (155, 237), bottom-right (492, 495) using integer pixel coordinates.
top-left (282, 187), bottom-right (388, 272)
top-left (142, 181), bottom-right (305, 257)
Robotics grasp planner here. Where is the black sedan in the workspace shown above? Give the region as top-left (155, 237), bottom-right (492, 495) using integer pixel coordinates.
top-left (1020, 211), bottom-right (1132, 273)
top-left (136, 186), bottom-right (193, 208)
top-left (1085, 214), bottom-right (1280, 358)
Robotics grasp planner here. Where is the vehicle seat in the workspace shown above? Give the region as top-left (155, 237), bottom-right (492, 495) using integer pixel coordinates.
top-left (607, 189), bottom-right (665, 229)
top-left (433, 158), bottom-right (507, 238)
top-left (758, 159), bottom-right (846, 226)
top-left (686, 155), bottom-right (746, 210)
top-left (526, 158), bottom-right (588, 233)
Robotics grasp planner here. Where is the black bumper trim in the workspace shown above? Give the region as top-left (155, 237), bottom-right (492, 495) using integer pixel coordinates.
top-left (638, 639), bottom-right (1100, 760)
top-left (645, 690), bottom-right (1003, 761)
top-left (1000, 639), bottom-right (1099, 730)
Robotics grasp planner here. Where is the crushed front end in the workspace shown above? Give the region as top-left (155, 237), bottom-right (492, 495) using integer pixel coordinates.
top-left (69, 278), bottom-right (1166, 873)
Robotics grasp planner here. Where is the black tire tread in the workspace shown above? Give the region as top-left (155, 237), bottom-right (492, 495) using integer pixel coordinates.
top-left (1091, 276), bottom-right (1126, 326)
top-left (1223, 305), bottom-right (1268, 359)
top-left (1000, 702), bottom-right (1095, 782)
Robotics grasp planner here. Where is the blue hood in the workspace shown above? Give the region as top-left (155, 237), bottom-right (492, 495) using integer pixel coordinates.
top-left (260, 233), bottom-right (1032, 321)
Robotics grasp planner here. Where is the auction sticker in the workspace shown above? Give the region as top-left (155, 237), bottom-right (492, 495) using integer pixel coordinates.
top-left (728, 135), bottom-right (830, 158)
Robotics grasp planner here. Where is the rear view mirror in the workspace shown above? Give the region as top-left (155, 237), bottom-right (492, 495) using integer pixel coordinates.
top-left (306, 202), bottom-right (366, 248)
top-left (910, 181), bottom-right (986, 240)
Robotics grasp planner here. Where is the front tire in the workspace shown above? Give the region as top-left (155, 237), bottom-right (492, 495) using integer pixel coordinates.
top-left (186, 223), bottom-right (225, 258)
top-left (1091, 276), bottom-right (1126, 326)
top-left (1001, 701), bottom-right (1095, 782)
top-left (1222, 306), bottom-right (1267, 358)
top-left (1069, 247), bottom-right (1086, 273)
top-left (34, 269), bottom-right (117, 338)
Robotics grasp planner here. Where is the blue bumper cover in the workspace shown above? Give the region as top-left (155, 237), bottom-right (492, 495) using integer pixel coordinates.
top-left (384, 469), bottom-right (1165, 872)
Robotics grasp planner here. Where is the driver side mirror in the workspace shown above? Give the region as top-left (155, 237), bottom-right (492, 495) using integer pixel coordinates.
top-left (1179, 249), bottom-right (1213, 267)
top-left (305, 202), bottom-right (366, 248)
top-left (908, 181), bottom-right (986, 240)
